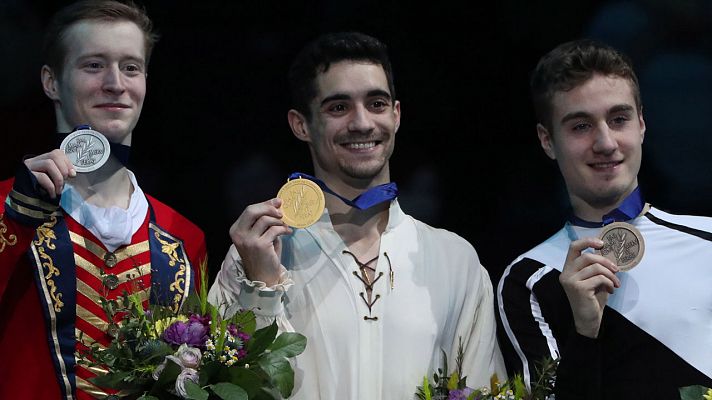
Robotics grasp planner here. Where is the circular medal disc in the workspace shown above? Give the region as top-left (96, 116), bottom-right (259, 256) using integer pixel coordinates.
top-left (597, 221), bottom-right (645, 271)
top-left (277, 178), bottom-right (325, 228)
top-left (60, 129), bottom-right (111, 173)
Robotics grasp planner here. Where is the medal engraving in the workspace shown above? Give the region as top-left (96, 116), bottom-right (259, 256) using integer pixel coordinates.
top-left (277, 178), bottom-right (325, 228)
top-left (598, 222), bottom-right (645, 271)
top-left (60, 129), bottom-right (111, 173)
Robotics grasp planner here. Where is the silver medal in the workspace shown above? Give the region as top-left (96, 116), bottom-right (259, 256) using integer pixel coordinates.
top-left (60, 129), bottom-right (111, 173)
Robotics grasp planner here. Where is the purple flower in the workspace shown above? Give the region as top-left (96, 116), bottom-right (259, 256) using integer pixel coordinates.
top-left (189, 313), bottom-right (211, 326)
top-left (227, 323), bottom-right (250, 342)
top-left (448, 388), bottom-right (474, 400)
top-left (162, 320), bottom-right (209, 348)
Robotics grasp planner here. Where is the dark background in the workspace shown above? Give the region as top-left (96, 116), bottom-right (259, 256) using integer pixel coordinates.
top-left (3, 0), bottom-right (712, 285)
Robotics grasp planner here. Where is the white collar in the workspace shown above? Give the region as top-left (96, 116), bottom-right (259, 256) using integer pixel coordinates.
top-left (60, 170), bottom-right (149, 252)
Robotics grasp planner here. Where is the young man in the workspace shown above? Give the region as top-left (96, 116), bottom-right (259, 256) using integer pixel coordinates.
top-left (0, 1), bottom-right (206, 398)
top-left (496, 39), bottom-right (712, 399)
top-left (209, 32), bottom-right (506, 399)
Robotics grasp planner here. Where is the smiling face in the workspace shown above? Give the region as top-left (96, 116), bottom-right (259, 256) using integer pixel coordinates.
top-left (42, 20), bottom-right (147, 145)
top-left (538, 73), bottom-right (645, 219)
top-left (289, 61), bottom-right (401, 188)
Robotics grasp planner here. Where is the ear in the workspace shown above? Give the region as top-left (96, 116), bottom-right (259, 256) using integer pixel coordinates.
top-left (638, 107), bottom-right (646, 144)
top-left (41, 65), bottom-right (60, 101)
top-left (537, 123), bottom-right (556, 160)
top-left (393, 100), bottom-right (401, 133)
top-left (287, 109), bottom-right (310, 142)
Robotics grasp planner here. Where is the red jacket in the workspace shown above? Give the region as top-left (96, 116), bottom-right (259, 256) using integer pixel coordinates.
top-left (0, 171), bottom-right (206, 399)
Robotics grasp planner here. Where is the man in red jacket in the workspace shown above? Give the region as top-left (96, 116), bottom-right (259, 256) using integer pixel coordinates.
top-left (0, 1), bottom-right (206, 398)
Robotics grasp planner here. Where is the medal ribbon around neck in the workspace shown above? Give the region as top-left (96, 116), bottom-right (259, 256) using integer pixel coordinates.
top-left (287, 172), bottom-right (398, 210)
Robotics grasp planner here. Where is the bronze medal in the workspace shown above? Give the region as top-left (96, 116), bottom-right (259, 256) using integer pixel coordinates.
top-left (276, 177), bottom-right (325, 228)
top-left (598, 222), bottom-right (645, 271)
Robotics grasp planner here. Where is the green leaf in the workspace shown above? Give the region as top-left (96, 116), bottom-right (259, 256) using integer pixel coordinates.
top-left (137, 395), bottom-right (161, 400)
top-left (265, 332), bottom-right (307, 359)
top-left (210, 382), bottom-right (248, 400)
top-left (258, 358), bottom-right (295, 398)
top-left (152, 360), bottom-right (182, 393)
top-left (198, 360), bottom-right (223, 386)
top-left (184, 380), bottom-right (209, 400)
top-left (89, 371), bottom-right (133, 389)
top-left (231, 310), bottom-right (257, 335)
top-left (243, 321), bottom-right (278, 363)
top-left (227, 366), bottom-right (266, 398)
top-left (679, 385), bottom-right (710, 400)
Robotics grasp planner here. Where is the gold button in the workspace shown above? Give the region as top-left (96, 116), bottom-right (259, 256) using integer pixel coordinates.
top-left (103, 274), bottom-right (120, 290)
top-left (104, 252), bottom-right (118, 268)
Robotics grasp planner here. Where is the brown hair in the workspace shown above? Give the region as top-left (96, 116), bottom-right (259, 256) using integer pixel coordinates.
top-left (531, 39), bottom-right (641, 131)
top-left (43, 0), bottom-right (159, 76)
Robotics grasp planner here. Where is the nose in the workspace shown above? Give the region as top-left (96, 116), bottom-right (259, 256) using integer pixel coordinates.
top-left (102, 65), bottom-right (126, 94)
top-left (347, 105), bottom-right (376, 133)
top-left (592, 124), bottom-right (618, 154)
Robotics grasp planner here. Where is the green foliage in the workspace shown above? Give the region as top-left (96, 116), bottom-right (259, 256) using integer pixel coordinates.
top-left (679, 385), bottom-right (712, 400)
top-left (76, 260), bottom-right (307, 399)
top-left (416, 341), bottom-right (558, 400)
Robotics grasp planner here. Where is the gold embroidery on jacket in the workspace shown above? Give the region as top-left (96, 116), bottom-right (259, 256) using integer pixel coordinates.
top-left (152, 225), bottom-right (192, 312)
top-left (0, 214), bottom-right (18, 253)
top-left (33, 217), bottom-right (63, 312)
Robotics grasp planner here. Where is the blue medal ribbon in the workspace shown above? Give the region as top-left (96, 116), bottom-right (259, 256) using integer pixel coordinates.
top-left (568, 186), bottom-right (645, 228)
top-left (288, 172), bottom-right (398, 210)
top-left (57, 125), bottom-right (131, 167)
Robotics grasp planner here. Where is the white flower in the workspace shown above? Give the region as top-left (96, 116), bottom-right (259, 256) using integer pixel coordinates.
top-left (152, 359), bottom-right (167, 380)
top-left (175, 367), bottom-right (199, 398)
top-left (172, 344), bottom-right (202, 369)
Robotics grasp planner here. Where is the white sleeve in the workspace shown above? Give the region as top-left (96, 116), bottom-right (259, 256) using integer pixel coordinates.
top-left (455, 261), bottom-right (508, 389)
top-left (208, 244), bottom-right (295, 332)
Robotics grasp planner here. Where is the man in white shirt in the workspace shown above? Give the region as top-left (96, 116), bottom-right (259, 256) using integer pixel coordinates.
top-left (209, 31), bottom-right (506, 399)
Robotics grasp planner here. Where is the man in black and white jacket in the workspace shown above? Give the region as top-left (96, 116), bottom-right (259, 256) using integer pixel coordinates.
top-left (497, 39), bottom-right (712, 399)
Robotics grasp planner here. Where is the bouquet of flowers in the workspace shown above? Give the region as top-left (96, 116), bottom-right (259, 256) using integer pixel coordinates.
top-left (416, 340), bottom-right (557, 400)
top-left (78, 261), bottom-right (306, 399)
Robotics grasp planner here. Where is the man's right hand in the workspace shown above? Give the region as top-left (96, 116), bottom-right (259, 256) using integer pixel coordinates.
top-left (559, 237), bottom-right (621, 338)
top-left (229, 198), bottom-right (293, 286)
top-left (23, 150), bottom-right (76, 199)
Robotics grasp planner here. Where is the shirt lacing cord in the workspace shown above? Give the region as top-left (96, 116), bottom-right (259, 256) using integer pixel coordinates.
top-left (343, 250), bottom-right (395, 321)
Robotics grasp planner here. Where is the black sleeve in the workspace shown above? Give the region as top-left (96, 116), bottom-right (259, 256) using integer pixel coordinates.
top-left (554, 331), bottom-right (602, 400)
top-left (496, 258), bottom-right (571, 385)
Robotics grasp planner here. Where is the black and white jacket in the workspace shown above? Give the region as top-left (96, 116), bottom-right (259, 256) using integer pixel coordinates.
top-left (497, 206), bottom-right (712, 399)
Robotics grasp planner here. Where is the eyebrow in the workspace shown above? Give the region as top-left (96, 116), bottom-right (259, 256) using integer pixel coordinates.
top-left (76, 53), bottom-right (146, 64)
top-left (560, 104), bottom-right (636, 124)
top-left (319, 89), bottom-right (392, 107)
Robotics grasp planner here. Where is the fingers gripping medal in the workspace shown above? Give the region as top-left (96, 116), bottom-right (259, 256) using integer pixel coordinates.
top-left (597, 222), bottom-right (645, 271)
top-left (277, 177), bottom-right (325, 228)
top-left (60, 128), bottom-right (111, 173)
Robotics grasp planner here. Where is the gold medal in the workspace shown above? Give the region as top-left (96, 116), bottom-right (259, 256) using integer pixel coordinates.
top-left (598, 222), bottom-right (645, 271)
top-left (277, 177), bottom-right (325, 228)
